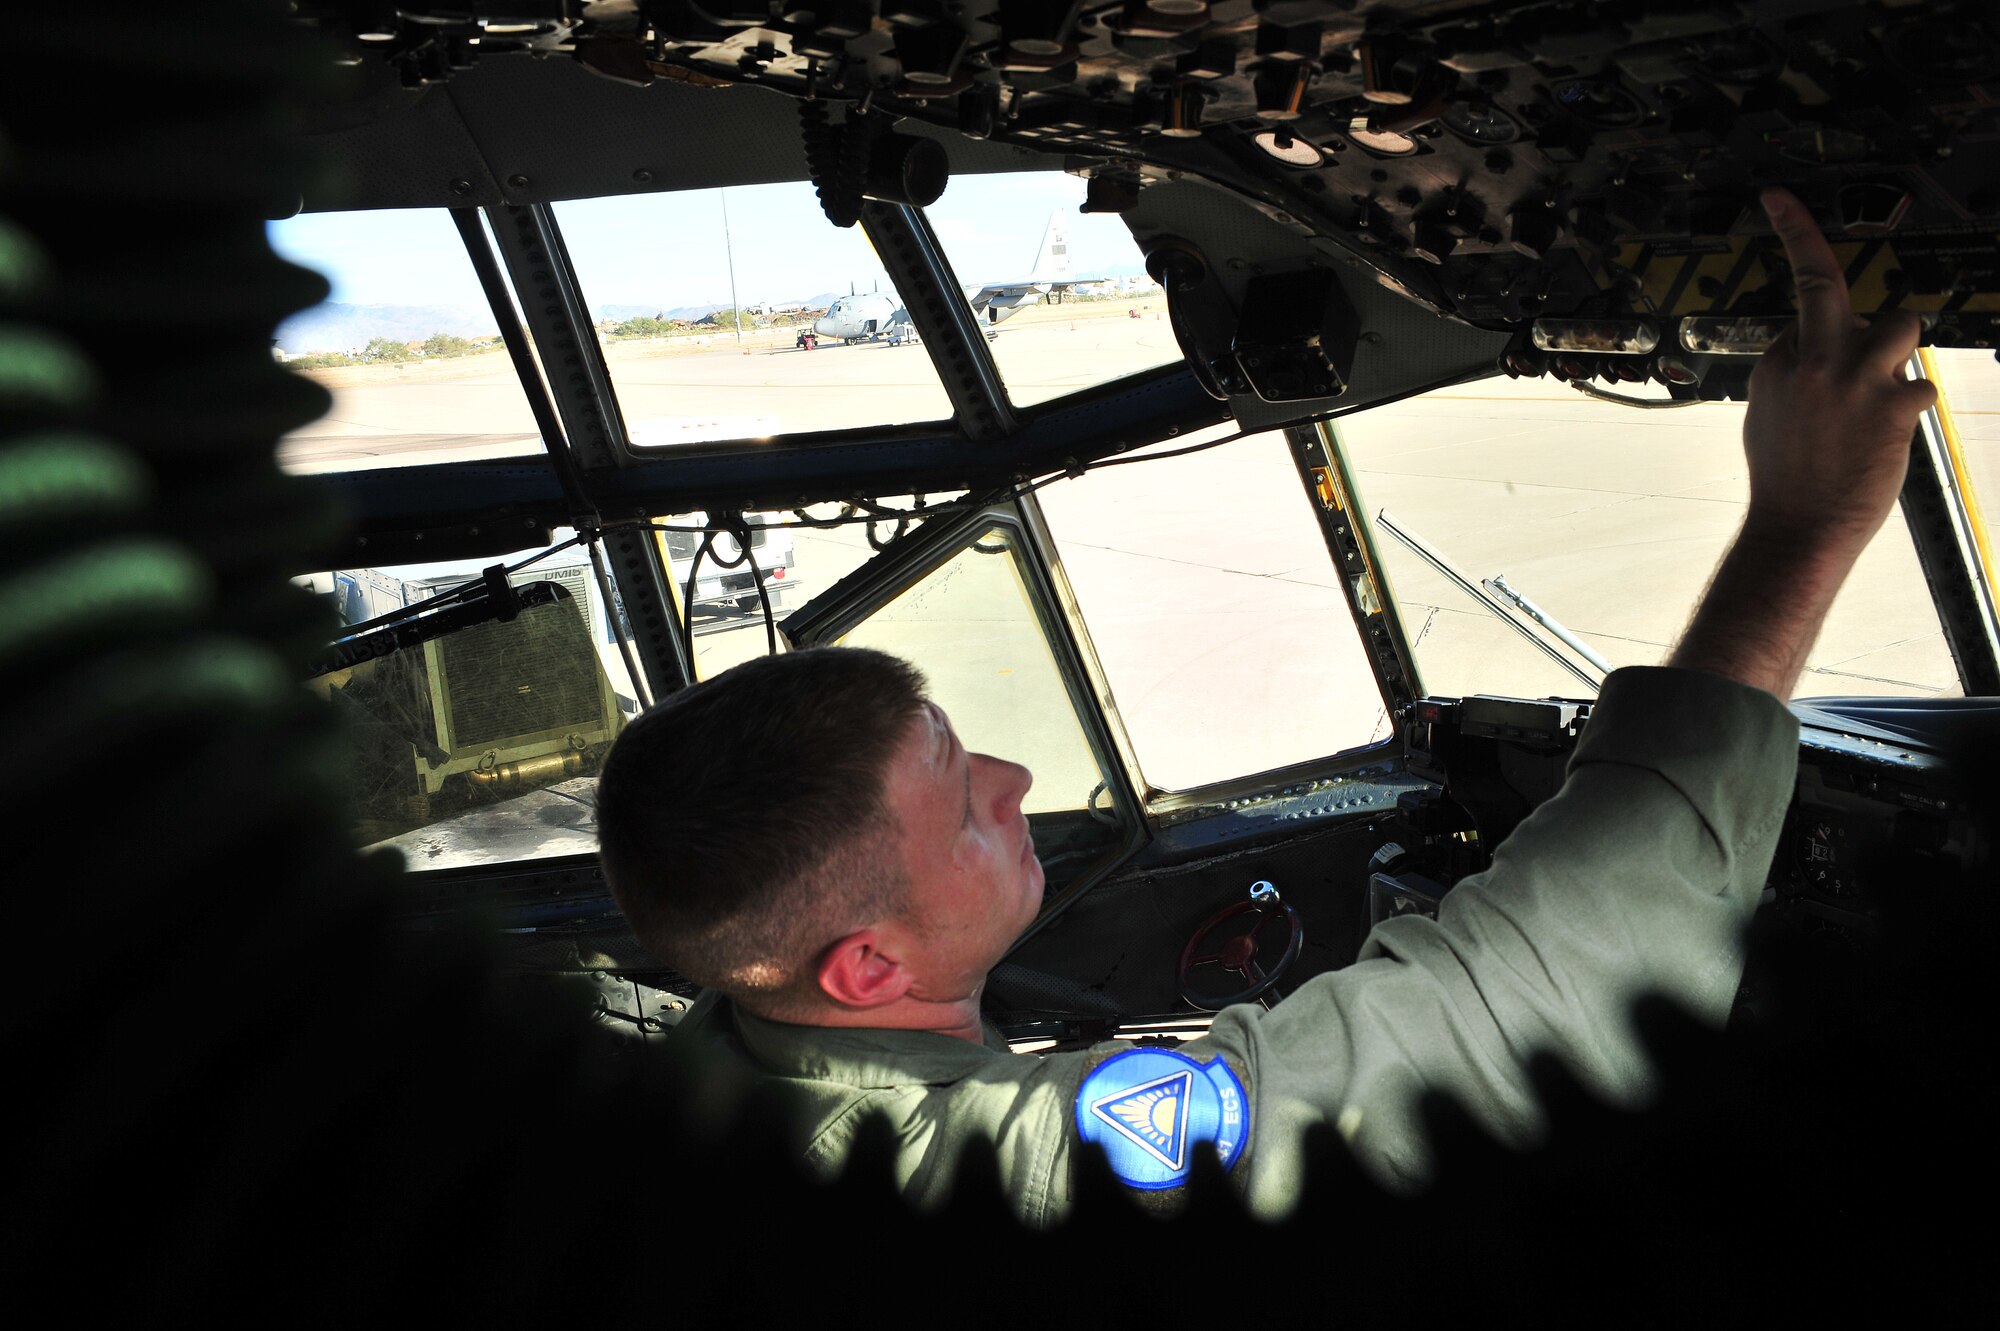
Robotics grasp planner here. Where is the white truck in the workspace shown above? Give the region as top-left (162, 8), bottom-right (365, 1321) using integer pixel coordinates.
top-left (306, 512), bottom-right (800, 712)
top-left (313, 514), bottom-right (797, 638)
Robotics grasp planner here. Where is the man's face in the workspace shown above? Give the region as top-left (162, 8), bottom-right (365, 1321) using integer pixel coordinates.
top-left (880, 701), bottom-right (1043, 998)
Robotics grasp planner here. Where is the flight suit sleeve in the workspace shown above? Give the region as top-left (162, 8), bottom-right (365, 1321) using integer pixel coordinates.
top-left (803, 1045), bottom-right (1095, 1230)
top-left (1177, 666), bottom-right (1799, 1215)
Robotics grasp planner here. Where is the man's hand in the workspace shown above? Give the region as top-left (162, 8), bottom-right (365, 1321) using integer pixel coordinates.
top-left (1739, 188), bottom-right (1938, 552)
top-left (1668, 187), bottom-right (1940, 698)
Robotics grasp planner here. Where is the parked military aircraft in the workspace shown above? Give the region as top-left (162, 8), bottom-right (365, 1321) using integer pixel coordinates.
top-left (961, 207), bottom-right (1077, 324)
top-left (813, 206), bottom-right (1074, 342)
top-left (7, 0), bottom-right (1997, 1316)
top-left (811, 289), bottom-right (914, 343)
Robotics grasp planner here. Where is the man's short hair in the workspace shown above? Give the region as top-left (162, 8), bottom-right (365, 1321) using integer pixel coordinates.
top-left (595, 646), bottom-right (929, 1006)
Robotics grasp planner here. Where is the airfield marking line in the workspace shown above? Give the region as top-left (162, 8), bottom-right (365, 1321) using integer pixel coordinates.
top-left (1803, 667), bottom-right (1949, 692)
top-left (1055, 539), bottom-right (1348, 588)
top-left (1353, 469), bottom-right (1747, 507)
top-left (1412, 603), bottom-right (1945, 693)
top-left (1343, 422), bottom-right (1560, 458)
top-left (299, 415), bottom-right (399, 434)
top-left (1813, 633), bottom-right (1944, 669)
top-left (1420, 603), bottom-right (1672, 649)
top-left (1658, 480), bottom-right (1750, 499)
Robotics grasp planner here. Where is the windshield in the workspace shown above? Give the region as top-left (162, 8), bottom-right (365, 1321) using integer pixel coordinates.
top-left (1341, 374), bottom-right (1961, 700)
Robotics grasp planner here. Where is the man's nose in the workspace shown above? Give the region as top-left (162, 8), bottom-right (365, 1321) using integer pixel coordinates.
top-left (973, 752), bottom-right (1032, 810)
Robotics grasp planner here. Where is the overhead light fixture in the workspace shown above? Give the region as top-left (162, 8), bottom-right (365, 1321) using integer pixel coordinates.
top-left (1252, 127), bottom-right (1324, 167)
top-left (1679, 316), bottom-right (1789, 355)
top-left (1531, 318), bottom-right (1661, 355)
top-left (1681, 310), bottom-right (1937, 356)
top-left (1654, 354), bottom-right (1702, 385)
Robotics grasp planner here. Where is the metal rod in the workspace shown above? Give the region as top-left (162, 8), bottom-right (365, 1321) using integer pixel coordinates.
top-left (1484, 573), bottom-right (1614, 674)
top-left (588, 538), bottom-right (654, 710)
top-left (1373, 509), bottom-right (1602, 691)
top-left (720, 188), bottom-right (743, 346)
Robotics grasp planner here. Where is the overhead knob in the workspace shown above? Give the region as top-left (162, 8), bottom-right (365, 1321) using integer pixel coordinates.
top-left (1358, 38), bottom-right (1433, 105)
top-left (1412, 218), bottom-right (1459, 264)
top-left (1254, 62), bottom-right (1316, 120)
top-left (1159, 82), bottom-right (1207, 137)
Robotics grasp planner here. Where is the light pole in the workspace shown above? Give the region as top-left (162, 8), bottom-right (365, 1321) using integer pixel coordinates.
top-left (720, 188), bottom-right (743, 345)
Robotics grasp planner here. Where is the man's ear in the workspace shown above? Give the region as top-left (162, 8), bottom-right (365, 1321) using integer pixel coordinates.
top-left (816, 929), bottom-right (911, 1010)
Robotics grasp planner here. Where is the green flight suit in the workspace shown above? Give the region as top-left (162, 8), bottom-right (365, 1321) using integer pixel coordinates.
top-left (678, 666), bottom-right (1799, 1226)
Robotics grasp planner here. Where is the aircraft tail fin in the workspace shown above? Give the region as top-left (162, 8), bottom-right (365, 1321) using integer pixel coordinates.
top-left (1027, 208), bottom-right (1072, 284)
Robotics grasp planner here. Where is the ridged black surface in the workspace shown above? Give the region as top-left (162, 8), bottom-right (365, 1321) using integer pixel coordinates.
top-left (800, 97), bottom-right (878, 229)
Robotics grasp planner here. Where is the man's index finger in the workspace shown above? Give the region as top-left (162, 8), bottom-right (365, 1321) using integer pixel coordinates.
top-left (1761, 186), bottom-right (1851, 358)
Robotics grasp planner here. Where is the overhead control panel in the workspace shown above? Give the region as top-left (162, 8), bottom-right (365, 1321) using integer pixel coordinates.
top-left (299, 1), bottom-right (2000, 402)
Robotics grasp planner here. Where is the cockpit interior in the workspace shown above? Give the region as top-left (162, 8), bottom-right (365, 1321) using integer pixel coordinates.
top-left (5, 0), bottom-right (1996, 1312)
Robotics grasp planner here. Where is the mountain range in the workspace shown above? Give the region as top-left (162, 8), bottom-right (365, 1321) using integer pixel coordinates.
top-left (274, 303), bottom-right (499, 354)
top-left (277, 266), bottom-right (1153, 351)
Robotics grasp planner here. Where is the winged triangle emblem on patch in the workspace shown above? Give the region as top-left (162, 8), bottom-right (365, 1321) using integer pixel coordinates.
top-left (1089, 1070), bottom-right (1194, 1172)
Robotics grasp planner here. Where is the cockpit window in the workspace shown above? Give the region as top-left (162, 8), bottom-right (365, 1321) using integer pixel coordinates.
top-left (1038, 425), bottom-right (1394, 792)
top-left (921, 171), bottom-right (1176, 410)
top-left (270, 208), bottom-right (547, 474)
top-left (551, 182), bottom-right (954, 445)
top-left (1340, 375), bottom-right (1961, 700)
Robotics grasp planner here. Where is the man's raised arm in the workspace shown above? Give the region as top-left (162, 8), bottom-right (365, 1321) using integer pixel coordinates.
top-left (1189, 189), bottom-right (1946, 1210)
top-left (1669, 187), bottom-right (1938, 696)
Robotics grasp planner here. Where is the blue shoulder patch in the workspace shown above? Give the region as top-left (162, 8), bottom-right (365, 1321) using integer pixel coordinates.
top-left (1073, 1048), bottom-right (1249, 1191)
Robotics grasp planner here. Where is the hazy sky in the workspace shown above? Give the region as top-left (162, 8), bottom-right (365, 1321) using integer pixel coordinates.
top-left (268, 170), bottom-right (1148, 314)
